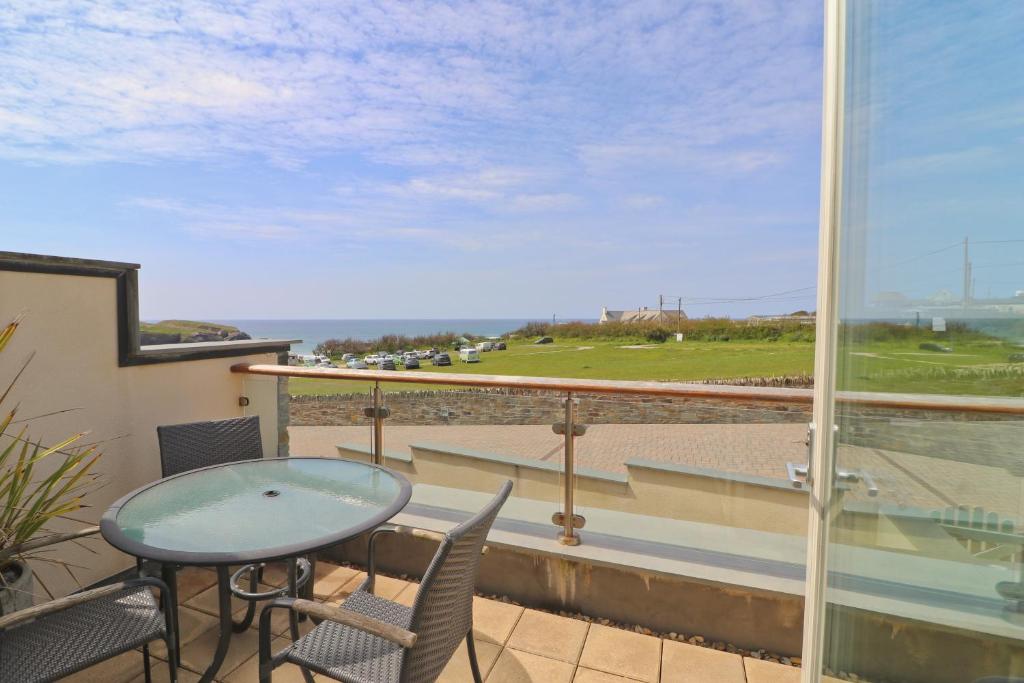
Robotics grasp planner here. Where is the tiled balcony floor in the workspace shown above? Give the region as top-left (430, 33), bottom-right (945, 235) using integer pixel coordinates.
top-left (62, 562), bottom-right (813, 683)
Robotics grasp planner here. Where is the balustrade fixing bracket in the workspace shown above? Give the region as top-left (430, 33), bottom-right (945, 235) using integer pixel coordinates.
top-left (552, 423), bottom-right (587, 437)
top-left (362, 407), bottom-right (392, 419)
top-left (551, 512), bottom-right (586, 529)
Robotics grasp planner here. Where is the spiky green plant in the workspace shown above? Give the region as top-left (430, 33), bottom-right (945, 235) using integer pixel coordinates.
top-left (0, 315), bottom-right (101, 590)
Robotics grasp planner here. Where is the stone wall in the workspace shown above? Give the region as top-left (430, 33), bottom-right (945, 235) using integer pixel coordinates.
top-left (290, 388), bottom-right (812, 427)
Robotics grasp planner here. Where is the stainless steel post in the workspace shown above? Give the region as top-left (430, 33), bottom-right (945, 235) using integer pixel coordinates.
top-left (552, 392), bottom-right (585, 546)
top-left (372, 382), bottom-right (384, 466)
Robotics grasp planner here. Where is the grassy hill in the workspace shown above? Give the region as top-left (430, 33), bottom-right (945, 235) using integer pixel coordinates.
top-left (140, 319), bottom-right (240, 336)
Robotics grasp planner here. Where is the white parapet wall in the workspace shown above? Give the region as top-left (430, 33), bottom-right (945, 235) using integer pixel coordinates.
top-left (336, 440), bottom-right (808, 535)
top-left (0, 253), bottom-right (294, 598)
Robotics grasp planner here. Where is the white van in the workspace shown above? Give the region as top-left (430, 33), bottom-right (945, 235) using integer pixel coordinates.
top-left (476, 341), bottom-right (494, 352)
top-left (459, 347), bottom-right (481, 363)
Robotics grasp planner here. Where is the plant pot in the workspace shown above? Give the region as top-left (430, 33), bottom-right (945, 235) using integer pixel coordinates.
top-left (0, 559), bottom-right (34, 616)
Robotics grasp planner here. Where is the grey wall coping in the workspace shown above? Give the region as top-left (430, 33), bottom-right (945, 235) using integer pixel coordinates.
top-left (625, 458), bottom-right (806, 493)
top-left (335, 442), bottom-right (414, 463)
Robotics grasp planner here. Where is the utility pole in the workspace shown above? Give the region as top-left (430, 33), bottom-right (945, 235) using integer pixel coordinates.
top-left (963, 237), bottom-right (971, 309)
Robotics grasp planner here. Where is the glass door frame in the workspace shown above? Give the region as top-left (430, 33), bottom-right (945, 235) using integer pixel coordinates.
top-left (800, 0), bottom-right (846, 680)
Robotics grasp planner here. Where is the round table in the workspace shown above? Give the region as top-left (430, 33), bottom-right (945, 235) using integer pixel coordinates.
top-left (101, 457), bottom-right (411, 683)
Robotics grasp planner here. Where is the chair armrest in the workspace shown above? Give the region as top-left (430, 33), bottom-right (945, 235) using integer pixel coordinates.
top-left (0, 526), bottom-right (101, 564)
top-left (0, 576), bottom-right (169, 631)
top-left (292, 598), bottom-right (417, 647)
top-left (262, 597), bottom-right (417, 648)
top-left (390, 525), bottom-right (488, 554)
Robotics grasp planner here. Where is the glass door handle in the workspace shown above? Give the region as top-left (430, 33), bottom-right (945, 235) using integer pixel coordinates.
top-left (786, 462), bottom-right (809, 489)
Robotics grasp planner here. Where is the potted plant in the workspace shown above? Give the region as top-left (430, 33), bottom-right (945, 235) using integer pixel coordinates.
top-left (0, 314), bottom-right (101, 615)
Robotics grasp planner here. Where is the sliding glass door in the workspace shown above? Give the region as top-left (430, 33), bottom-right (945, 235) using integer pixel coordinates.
top-left (804, 2), bottom-right (1024, 681)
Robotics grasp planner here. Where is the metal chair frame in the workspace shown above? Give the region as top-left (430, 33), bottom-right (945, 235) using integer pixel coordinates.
top-left (258, 481), bottom-right (513, 683)
top-left (0, 528), bottom-right (177, 683)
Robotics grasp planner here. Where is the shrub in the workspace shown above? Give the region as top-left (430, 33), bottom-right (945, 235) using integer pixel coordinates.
top-left (645, 327), bottom-right (671, 343)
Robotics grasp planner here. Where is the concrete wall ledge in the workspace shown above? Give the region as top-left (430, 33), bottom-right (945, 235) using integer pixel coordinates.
top-left (625, 457), bottom-right (807, 492)
top-left (411, 441), bottom-right (629, 484)
top-left (336, 442), bottom-right (413, 463)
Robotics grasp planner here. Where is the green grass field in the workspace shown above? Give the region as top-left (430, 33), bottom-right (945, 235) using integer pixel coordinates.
top-left (286, 335), bottom-right (1024, 398)
top-left (287, 339), bottom-right (815, 395)
top-left (839, 339), bottom-right (1024, 396)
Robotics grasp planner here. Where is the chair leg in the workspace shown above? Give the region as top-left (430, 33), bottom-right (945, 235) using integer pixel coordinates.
top-left (167, 643), bottom-right (177, 683)
top-left (466, 629), bottom-right (484, 683)
top-left (142, 644), bottom-right (152, 683)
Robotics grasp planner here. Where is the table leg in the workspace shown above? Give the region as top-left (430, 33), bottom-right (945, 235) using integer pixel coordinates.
top-left (287, 558), bottom-right (301, 641)
top-left (197, 566), bottom-right (234, 683)
top-left (287, 558), bottom-right (317, 683)
top-left (160, 563), bottom-right (181, 668)
top-left (299, 554), bottom-right (316, 623)
top-left (231, 565), bottom-right (259, 633)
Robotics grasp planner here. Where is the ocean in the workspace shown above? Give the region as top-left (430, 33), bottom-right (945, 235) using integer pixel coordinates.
top-left (218, 319), bottom-right (541, 354)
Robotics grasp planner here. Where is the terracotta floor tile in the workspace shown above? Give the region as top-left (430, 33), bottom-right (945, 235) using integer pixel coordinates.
top-left (744, 657), bottom-right (801, 683)
top-left (184, 582), bottom-right (252, 617)
top-left (313, 563), bottom-right (361, 598)
top-left (578, 624), bottom-right (661, 683)
top-left (473, 596), bottom-right (524, 645)
top-left (574, 667), bottom-right (637, 682)
top-left (437, 637), bottom-right (503, 682)
top-left (61, 650), bottom-right (144, 683)
top-left (394, 582), bottom-right (418, 607)
top-left (174, 567), bottom-right (218, 602)
top-left (485, 648), bottom-right (575, 683)
top-left (506, 609), bottom-right (589, 663)
top-left (149, 607), bottom-right (218, 659)
top-left (661, 641), bottom-right (744, 683)
top-left (366, 574), bottom-right (412, 601)
top-left (225, 636), bottom-right (316, 682)
top-left (179, 622), bottom-right (262, 677)
top-left (128, 660), bottom-right (202, 683)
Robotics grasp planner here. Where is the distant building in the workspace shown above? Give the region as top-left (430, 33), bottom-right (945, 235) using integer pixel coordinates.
top-left (599, 306), bottom-right (687, 324)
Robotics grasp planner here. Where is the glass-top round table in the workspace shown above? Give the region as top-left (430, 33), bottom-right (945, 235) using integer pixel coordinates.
top-left (101, 457), bottom-right (411, 566)
top-left (100, 457), bottom-right (411, 683)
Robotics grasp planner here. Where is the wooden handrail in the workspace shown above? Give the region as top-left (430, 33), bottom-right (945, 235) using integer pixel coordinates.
top-left (232, 363), bottom-right (812, 402)
top-left (231, 363), bottom-right (1024, 416)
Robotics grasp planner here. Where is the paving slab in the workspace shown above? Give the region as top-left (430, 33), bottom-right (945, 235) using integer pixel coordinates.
top-left (744, 657), bottom-right (802, 683)
top-left (578, 623), bottom-right (662, 682)
top-left (506, 608), bottom-right (590, 663)
top-left (660, 640), bottom-right (745, 683)
top-left (486, 648), bottom-right (575, 682)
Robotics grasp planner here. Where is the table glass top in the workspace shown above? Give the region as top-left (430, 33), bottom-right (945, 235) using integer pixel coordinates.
top-left (113, 458), bottom-right (406, 556)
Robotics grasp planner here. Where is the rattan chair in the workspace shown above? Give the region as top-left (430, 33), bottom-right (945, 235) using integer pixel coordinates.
top-left (0, 528), bottom-right (176, 683)
top-left (156, 415), bottom-right (275, 631)
top-left (258, 480), bottom-right (513, 683)
top-left (156, 415), bottom-right (263, 478)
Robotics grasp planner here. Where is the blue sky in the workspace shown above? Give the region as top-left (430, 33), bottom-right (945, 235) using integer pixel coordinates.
top-left (0, 1), bottom-right (824, 320)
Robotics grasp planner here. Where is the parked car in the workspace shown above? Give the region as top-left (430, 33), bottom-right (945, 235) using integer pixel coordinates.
top-left (346, 358), bottom-right (368, 369)
top-left (317, 360), bottom-right (337, 368)
top-left (380, 358), bottom-right (396, 370)
top-left (404, 356), bottom-right (420, 369)
top-left (432, 352), bottom-right (452, 366)
top-left (364, 354), bottom-right (380, 365)
top-left (494, 341), bottom-right (507, 350)
top-left (341, 353), bottom-right (356, 361)
top-left (460, 347), bottom-right (481, 363)
top-left (476, 341), bottom-right (494, 352)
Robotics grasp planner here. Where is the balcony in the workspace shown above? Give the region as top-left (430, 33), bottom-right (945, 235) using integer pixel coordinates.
top-left (4, 251), bottom-right (1024, 683)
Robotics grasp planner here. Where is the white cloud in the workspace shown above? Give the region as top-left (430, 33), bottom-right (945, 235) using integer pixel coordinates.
top-left (0, 1), bottom-right (822, 177)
